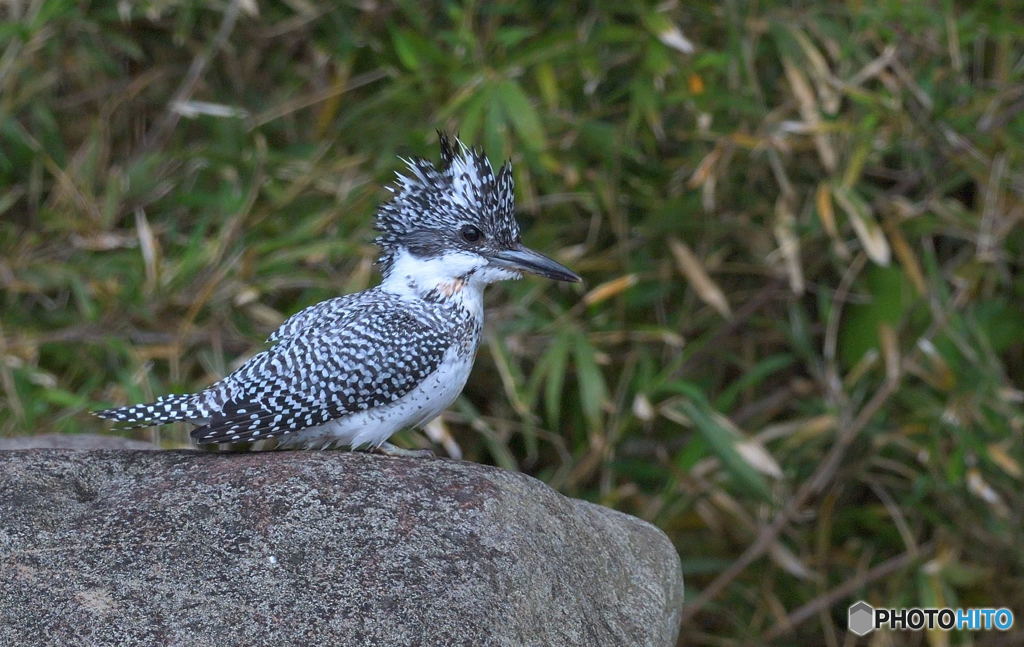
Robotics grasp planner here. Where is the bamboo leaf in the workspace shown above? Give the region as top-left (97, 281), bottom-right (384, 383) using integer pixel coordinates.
top-left (543, 333), bottom-right (571, 429)
top-left (573, 333), bottom-right (608, 434)
top-left (669, 398), bottom-right (774, 501)
top-left (495, 79), bottom-right (547, 151)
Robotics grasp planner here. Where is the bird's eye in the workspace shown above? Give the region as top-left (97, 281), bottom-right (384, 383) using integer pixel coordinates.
top-left (460, 224), bottom-right (483, 243)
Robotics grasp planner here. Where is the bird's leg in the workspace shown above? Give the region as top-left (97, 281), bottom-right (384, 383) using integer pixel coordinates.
top-left (372, 442), bottom-right (435, 458)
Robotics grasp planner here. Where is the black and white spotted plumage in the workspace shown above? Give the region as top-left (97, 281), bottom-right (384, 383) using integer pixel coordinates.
top-left (95, 133), bottom-right (578, 451)
top-left (187, 290), bottom-right (478, 444)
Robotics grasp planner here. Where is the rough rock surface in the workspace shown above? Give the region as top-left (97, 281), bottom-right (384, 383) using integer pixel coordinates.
top-left (0, 449), bottom-right (683, 646)
top-left (0, 433), bottom-right (158, 450)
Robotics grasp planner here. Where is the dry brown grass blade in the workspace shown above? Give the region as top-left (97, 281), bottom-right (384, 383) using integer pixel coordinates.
top-left (782, 56), bottom-right (837, 172)
top-left (0, 322), bottom-right (24, 425)
top-left (882, 210), bottom-right (927, 295)
top-left (879, 323), bottom-right (900, 383)
top-left (423, 417), bottom-right (462, 460)
top-left (687, 145), bottom-right (723, 189)
top-left (787, 25), bottom-right (839, 114)
top-left (966, 468), bottom-right (1010, 518)
top-left (833, 185), bottom-right (891, 266)
top-left (848, 44), bottom-right (897, 87)
top-left (581, 274), bottom-right (637, 307)
top-left (986, 441), bottom-right (1023, 479)
top-left (815, 182), bottom-right (850, 259)
top-left (978, 152), bottom-right (1007, 263)
top-left (733, 437), bottom-right (783, 479)
top-left (774, 195), bottom-right (805, 295)
top-left (667, 237), bottom-right (732, 318)
top-left (134, 209), bottom-right (161, 294)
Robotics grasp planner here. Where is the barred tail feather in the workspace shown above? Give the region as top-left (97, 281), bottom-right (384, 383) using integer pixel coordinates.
top-left (94, 393), bottom-right (206, 428)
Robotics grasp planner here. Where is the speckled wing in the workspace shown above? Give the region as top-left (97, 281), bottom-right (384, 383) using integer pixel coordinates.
top-left (266, 294), bottom-right (362, 344)
top-left (190, 301), bottom-right (451, 444)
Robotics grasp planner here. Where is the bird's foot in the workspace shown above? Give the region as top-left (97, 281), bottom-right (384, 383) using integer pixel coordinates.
top-left (372, 442), bottom-right (435, 458)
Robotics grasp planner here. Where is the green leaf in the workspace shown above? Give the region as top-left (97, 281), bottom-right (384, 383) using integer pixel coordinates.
top-left (495, 79), bottom-right (547, 151)
top-left (390, 28), bottom-right (422, 71)
top-left (714, 354), bottom-right (795, 412)
top-left (484, 92), bottom-right (507, 161)
top-left (457, 87), bottom-right (491, 144)
top-left (840, 266), bottom-right (915, 366)
top-left (672, 398), bottom-right (773, 502)
top-left (542, 333), bottom-right (571, 428)
top-left (534, 63), bottom-right (559, 109)
top-left (573, 333), bottom-right (608, 434)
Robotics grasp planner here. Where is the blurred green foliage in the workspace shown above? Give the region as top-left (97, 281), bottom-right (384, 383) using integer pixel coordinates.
top-left (2, 0), bottom-right (1023, 643)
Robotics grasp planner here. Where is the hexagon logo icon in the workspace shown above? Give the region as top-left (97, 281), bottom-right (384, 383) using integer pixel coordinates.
top-left (848, 601), bottom-right (875, 636)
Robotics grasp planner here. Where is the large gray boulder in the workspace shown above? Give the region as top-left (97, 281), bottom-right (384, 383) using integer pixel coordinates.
top-left (0, 449), bottom-right (682, 646)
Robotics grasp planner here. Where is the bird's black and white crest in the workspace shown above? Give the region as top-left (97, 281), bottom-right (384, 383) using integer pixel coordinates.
top-left (375, 133), bottom-right (519, 277)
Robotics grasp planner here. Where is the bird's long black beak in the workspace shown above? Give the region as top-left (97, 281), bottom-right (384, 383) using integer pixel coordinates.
top-left (488, 244), bottom-right (582, 283)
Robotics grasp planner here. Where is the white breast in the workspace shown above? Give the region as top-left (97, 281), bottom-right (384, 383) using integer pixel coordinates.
top-left (278, 345), bottom-right (475, 450)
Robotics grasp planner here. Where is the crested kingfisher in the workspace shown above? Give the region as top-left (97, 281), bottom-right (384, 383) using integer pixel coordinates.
top-left (96, 134), bottom-right (581, 455)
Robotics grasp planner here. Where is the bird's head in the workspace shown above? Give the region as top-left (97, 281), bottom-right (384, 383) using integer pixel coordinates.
top-left (375, 133), bottom-right (580, 295)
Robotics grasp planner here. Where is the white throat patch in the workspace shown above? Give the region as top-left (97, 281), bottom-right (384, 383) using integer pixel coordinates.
top-left (380, 247), bottom-right (522, 316)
